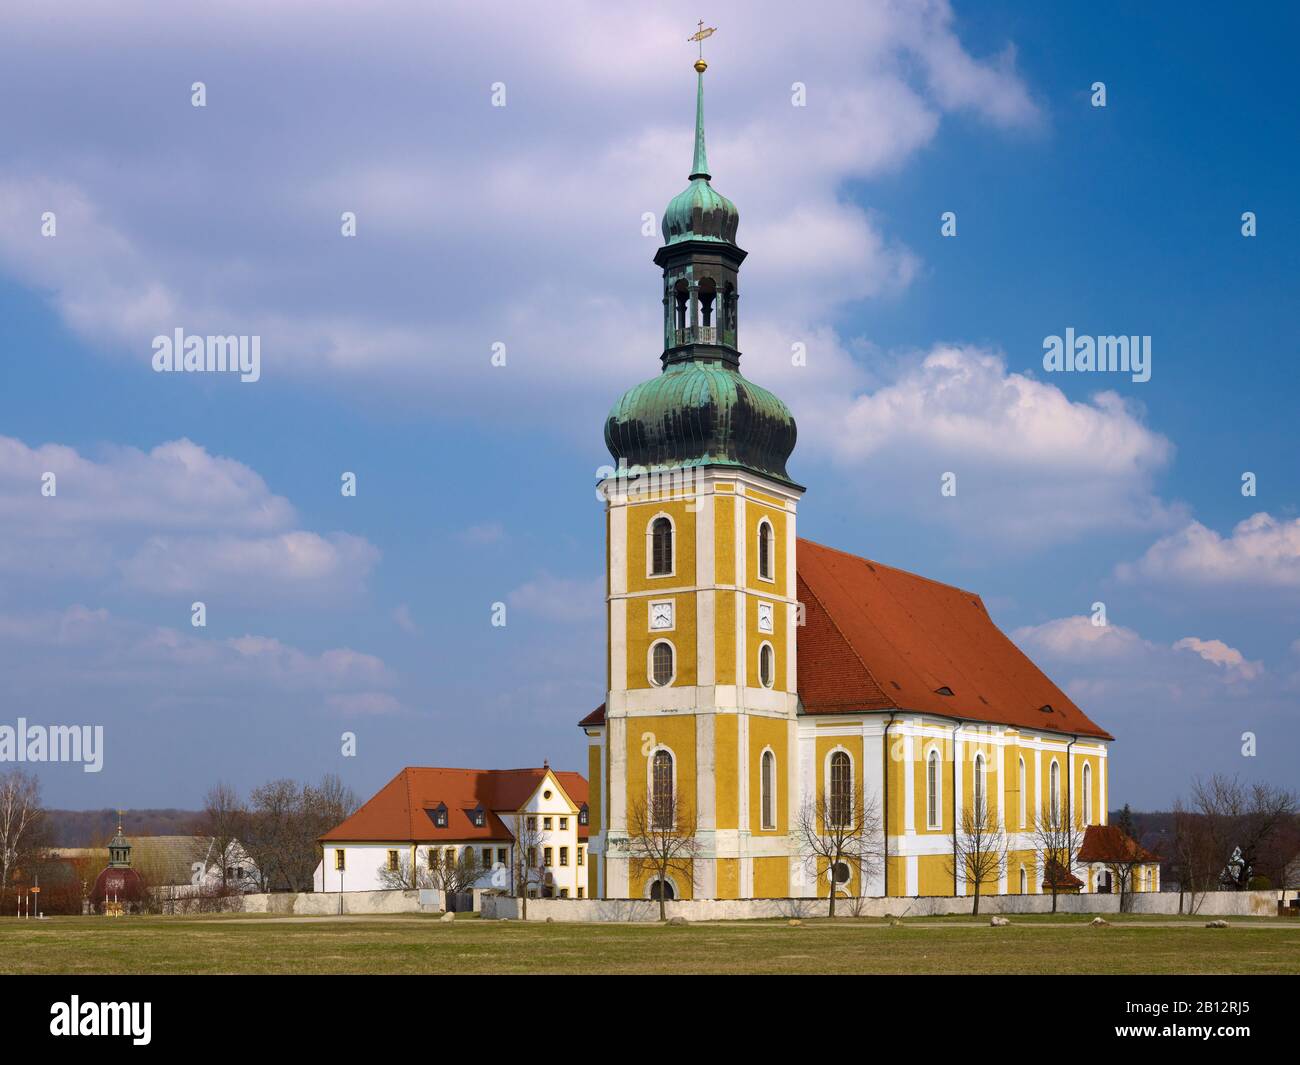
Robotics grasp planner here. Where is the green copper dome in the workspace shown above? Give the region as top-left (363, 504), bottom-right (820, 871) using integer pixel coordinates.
top-left (605, 361), bottom-right (797, 484)
top-left (661, 65), bottom-right (739, 244)
top-left (663, 178), bottom-right (739, 244)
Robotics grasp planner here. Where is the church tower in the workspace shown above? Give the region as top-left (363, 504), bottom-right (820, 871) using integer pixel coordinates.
top-left (586, 51), bottom-right (803, 901)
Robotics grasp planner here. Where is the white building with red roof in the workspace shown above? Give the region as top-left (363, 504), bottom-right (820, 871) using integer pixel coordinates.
top-left (315, 765), bottom-right (590, 899)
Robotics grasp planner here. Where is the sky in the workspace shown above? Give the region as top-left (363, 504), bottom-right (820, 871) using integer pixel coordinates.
top-left (0, 0), bottom-right (1295, 811)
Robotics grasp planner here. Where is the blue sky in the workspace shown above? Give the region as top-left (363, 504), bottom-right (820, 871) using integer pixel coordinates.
top-left (0, 0), bottom-right (1295, 810)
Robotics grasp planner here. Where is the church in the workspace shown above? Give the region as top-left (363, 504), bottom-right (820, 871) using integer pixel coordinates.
top-left (577, 53), bottom-right (1157, 904)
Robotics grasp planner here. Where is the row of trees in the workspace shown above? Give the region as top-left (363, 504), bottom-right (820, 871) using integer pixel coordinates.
top-left (1168, 775), bottom-right (1298, 910)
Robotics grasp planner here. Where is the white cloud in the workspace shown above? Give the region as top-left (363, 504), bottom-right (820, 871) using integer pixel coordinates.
top-left (507, 572), bottom-right (604, 622)
top-left (0, 434), bottom-right (378, 603)
top-left (791, 345), bottom-right (1179, 542)
top-left (1172, 637), bottom-right (1262, 682)
top-left (0, 0), bottom-right (1042, 426)
top-left (1013, 614), bottom-right (1265, 700)
top-left (1118, 513), bottom-right (1300, 589)
top-left (0, 605), bottom-right (395, 701)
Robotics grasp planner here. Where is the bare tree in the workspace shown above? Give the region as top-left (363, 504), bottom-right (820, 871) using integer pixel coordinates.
top-left (622, 794), bottom-right (702, 921)
top-left (795, 786), bottom-right (882, 919)
top-left (1192, 775), bottom-right (1298, 890)
top-left (398, 845), bottom-right (490, 898)
top-left (1102, 856), bottom-right (1142, 912)
top-left (1028, 802), bottom-right (1084, 913)
top-left (1169, 799), bottom-right (1218, 914)
top-left (192, 782), bottom-right (247, 890)
top-left (946, 801), bottom-right (1008, 916)
top-left (508, 813), bottom-right (549, 920)
top-left (0, 770), bottom-right (45, 898)
top-left (242, 774), bottom-right (359, 893)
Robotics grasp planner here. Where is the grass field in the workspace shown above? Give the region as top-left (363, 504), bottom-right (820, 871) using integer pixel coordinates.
top-left (2, 913), bottom-right (1297, 975)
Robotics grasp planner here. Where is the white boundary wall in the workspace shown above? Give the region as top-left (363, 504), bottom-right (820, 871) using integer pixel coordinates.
top-left (482, 889), bottom-right (1295, 922)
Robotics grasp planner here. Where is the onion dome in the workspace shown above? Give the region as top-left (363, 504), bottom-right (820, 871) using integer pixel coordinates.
top-left (605, 361), bottom-right (797, 484)
top-left (90, 814), bottom-right (147, 912)
top-left (661, 62), bottom-right (739, 244)
top-left (607, 56), bottom-right (798, 487)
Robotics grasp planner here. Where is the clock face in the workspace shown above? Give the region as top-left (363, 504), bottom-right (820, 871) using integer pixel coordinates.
top-left (650, 601), bottom-right (674, 630)
top-left (758, 602), bottom-right (774, 633)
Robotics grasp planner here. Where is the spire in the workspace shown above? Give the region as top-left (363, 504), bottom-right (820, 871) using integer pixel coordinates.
top-left (686, 20), bottom-right (716, 180)
top-left (690, 63), bottom-right (710, 180)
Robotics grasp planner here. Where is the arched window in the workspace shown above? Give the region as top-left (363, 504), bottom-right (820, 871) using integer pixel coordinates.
top-left (973, 753), bottom-right (986, 820)
top-left (722, 281), bottom-right (737, 343)
top-left (651, 749), bottom-right (674, 829)
top-left (650, 641), bottom-right (674, 687)
top-left (758, 643), bottom-right (774, 688)
top-left (757, 519), bottom-right (774, 580)
top-left (650, 517), bottom-right (673, 576)
top-left (829, 751), bottom-right (851, 827)
top-left (673, 279), bottom-right (690, 334)
top-left (760, 750), bottom-right (776, 830)
top-left (1019, 866), bottom-right (1028, 894)
top-left (926, 748), bottom-right (941, 829)
top-left (649, 878), bottom-right (675, 900)
top-left (1049, 760), bottom-right (1061, 826)
top-left (1018, 756), bottom-right (1027, 828)
top-left (1083, 762), bottom-right (1093, 824)
top-left (698, 276), bottom-right (717, 334)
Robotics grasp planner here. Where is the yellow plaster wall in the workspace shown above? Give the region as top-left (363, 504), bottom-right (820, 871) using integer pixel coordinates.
top-left (626, 498), bottom-right (697, 594)
top-left (624, 714), bottom-right (698, 822)
top-left (716, 858), bottom-right (739, 899)
top-left (747, 715), bottom-right (789, 835)
top-left (745, 592), bottom-right (788, 692)
top-left (753, 856), bottom-right (790, 899)
top-left (587, 741), bottom-right (603, 836)
top-left (714, 713), bottom-right (739, 830)
top-left (626, 591), bottom-right (697, 689)
top-left (744, 499), bottom-right (787, 597)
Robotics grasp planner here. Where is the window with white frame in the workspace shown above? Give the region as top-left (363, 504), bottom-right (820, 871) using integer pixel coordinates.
top-left (926, 748), bottom-right (941, 829)
top-left (829, 751), bottom-right (852, 827)
top-left (757, 519), bottom-right (774, 580)
top-left (758, 642), bottom-right (775, 688)
top-left (1083, 762), bottom-right (1093, 824)
top-left (650, 640), bottom-right (675, 687)
top-left (652, 748), bottom-right (674, 829)
top-left (760, 749), bottom-right (776, 830)
top-left (1018, 756), bottom-right (1027, 828)
top-left (973, 753), bottom-right (986, 820)
top-left (1050, 760), bottom-right (1061, 826)
top-left (650, 516), bottom-right (673, 576)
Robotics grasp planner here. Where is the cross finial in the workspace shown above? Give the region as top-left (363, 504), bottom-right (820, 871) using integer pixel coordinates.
top-left (688, 19), bottom-right (716, 72)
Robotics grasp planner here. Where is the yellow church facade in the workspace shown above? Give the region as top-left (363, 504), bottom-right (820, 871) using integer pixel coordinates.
top-left (577, 56), bottom-right (1157, 904)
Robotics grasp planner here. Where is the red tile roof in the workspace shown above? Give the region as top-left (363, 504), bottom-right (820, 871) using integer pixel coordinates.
top-left (319, 767), bottom-right (589, 843)
top-left (1078, 824), bottom-right (1156, 864)
top-left (1042, 860), bottom-right (1084, 890)
top-left (796, 538), bottom-right (1111, 738)
top-left (575, 538), bottom-right (1110, 741)
top-left (578, 704), bottom-right (607, 728)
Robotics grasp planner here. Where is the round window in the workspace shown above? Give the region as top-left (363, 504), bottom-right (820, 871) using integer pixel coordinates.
top-left (831, 862), bottom-right (851, 884)
top-left (543, 790), bottom-right (552, 799)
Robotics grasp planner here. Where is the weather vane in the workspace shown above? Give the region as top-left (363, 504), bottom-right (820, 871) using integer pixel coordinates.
top-left (689, 19), bottom-right (716, 71)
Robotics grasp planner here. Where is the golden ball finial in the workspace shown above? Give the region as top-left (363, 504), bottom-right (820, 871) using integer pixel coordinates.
top-left (694, 59), bottom-right (708, 73)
